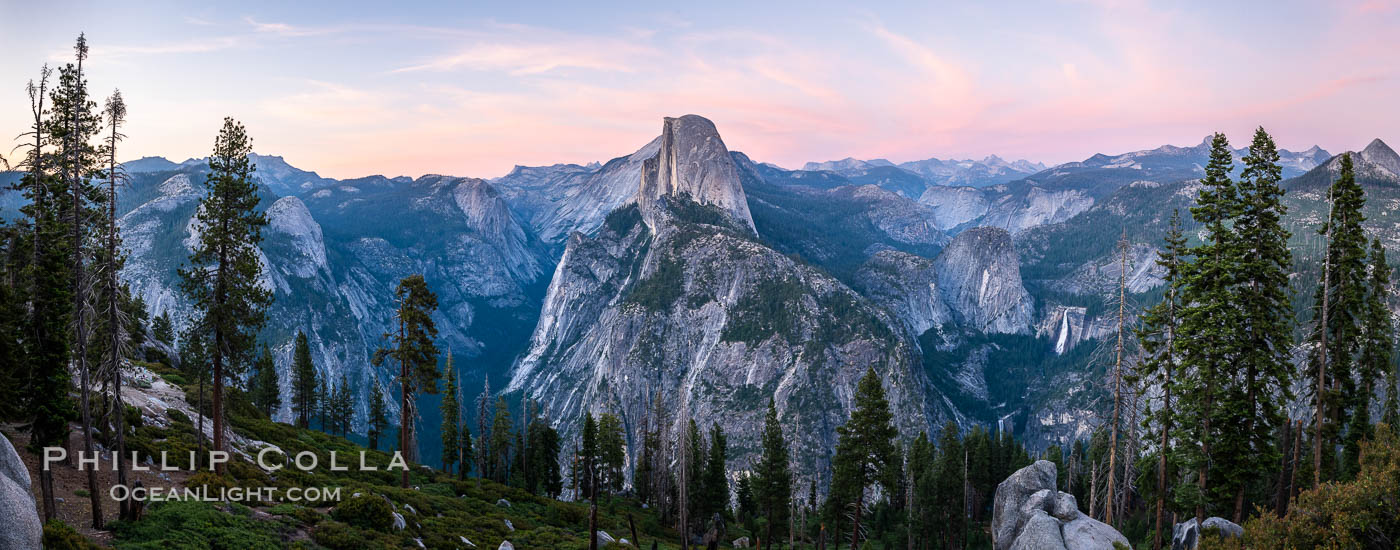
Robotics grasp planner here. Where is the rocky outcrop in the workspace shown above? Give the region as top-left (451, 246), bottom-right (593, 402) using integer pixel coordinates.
top-left (638, 115), bottom-right (755, 232)
top-left (1171, 517), bottom-right (1243, 550)
top-left (0, 432), bottom-right (42, 550)
top-left (510, 190), bottom-right (938, 482)
top-left (992, 460), bottom-right (1127, 550)
top-left (853, 250), bottom-right (951, 337)
top-left (932, 227), bottom-right (1033, 334)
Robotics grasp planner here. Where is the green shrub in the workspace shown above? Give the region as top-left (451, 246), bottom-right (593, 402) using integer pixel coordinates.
top-left (167, 408), bottom-right (190, 424)
top-left (331, 495), bottom-right (394, 532)
top-left (162, 373), bottom-right (187, 386)
top-left (125, 405), bottom-right (145, 429)
top-left (311, 520), bottom-right (398, 550)
top-left (43, 519), bottom-right (102, 550)
top-left (111, 500), bottom-right (283, 549)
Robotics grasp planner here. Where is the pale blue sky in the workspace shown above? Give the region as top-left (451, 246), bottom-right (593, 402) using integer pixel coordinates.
top-left (2, 0), bottom-right (1396, 179)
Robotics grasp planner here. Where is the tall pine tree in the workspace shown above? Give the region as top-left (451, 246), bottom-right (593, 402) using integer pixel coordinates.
top-left (753, 398), bottom-right (792, 547)
top-left (178, 117), bottom-right (271, 475)
top-left (1133, 209), bottom-right (1188, 549)
top-left (371, 274), bottom-right (439, 487)
top-left (368, 376), bottom-right (388, 450)
top-left (291, 331), bottom-right (316, 428)
top-left (1219, 127), bottom-right (1293, 521)
top-left (19, 61), bottom-right (75, 523)
top-left (250, 345), bottom-right (280, 418)
top-left (441, 356), bottom-right (460, 474)
top-left (831, 367), bottom-right (898, 549)
top-left (1176, 132), bottom-right (1240, 524)
top-left (1308, 152), bottom-right (1368, 485)
top-left (1346, 238), bottom-right (1394, 476)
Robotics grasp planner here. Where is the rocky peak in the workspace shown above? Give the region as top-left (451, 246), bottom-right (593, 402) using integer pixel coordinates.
top-left (637, 115), bottom-right (756, 232)
top-left (1360, 138), bottom-right (1400, 177)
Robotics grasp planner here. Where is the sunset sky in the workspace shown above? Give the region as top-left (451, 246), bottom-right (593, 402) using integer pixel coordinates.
top-left (2, 0), bottom-right (1397, 180)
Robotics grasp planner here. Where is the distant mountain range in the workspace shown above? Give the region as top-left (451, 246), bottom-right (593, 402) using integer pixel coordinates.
top-left (4, 120), bottom-right (1383, 478)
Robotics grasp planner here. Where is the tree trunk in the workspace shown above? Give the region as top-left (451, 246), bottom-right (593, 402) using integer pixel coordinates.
top-left (109, 144), bottom-right (128, 520)
top-left (198, 371), bottom-right (205, 469)
top-left (1090, 458), bottom-right (1099, 519)
top-left (589, 461), bottom-right (599, 550)
top-left (850, 480), bottom-right (864, 550)
top-left (1197, 375), bottom-right (1213, 529)
top-left (399, 314), bottom-right (410, 488)
top-left (1153, 281), bottom-right (1178, 550)
top-left (1274, 420), bottom-right (1292, 516)
top-left (1106, 234), bottom-right (1127, 528)
top-left (1286, 419), bottom-right (1301, 513)
top-left (1314, 195), bottom-right (1334, 490)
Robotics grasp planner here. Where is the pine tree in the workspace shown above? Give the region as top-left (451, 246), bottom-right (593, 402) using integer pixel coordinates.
top-left (152, 311), bottom-right (173, 346)
top-left (1347, 239), bottom-right (1394, 474)
top-left (906, 433), bottom-right (936, 546)
top-left (95, 86), bottom-right (137, 520)
top-left (476, 377), bottom-right (491, 483)
top-left (599, 413), bottom-right (627, 494)
top-left (686, 418), bottom-right (708, 537)
top-left (701, 422), bottom-right (729, 525)
top-left (831, 367), bottom-right (899, 549)
top-left (291, 331), bottom-right (316, 428)
top-left (316, 378), bottom-right (329, 431)
top-left (47, 34), bottom-right (106, 526)
top-left (1133, 209), bottom-right (1188, 550)
top-left (1219, 127), bottom-right (1293, 521)
top-left (367, 377), bottom-right (387, 450)
top-left (178, 325), bottom-right (210, 467)
top-left (753, 398), bottom-right (792, 547)
top-left (371, 274), bottom-right (439, 487)
top-left (460, 422), bottom-right (475, 481)
top-left (932, 421), bottom-right (966, 549)
top-left (333, 374), bottom-right (352, 435)
top-left (1176, 132), bottom-right (1240, 524)
top-left (489, 397), bottom-right (512, 484)
top-left (178, 117), bottom-right (271, 475)
top-left (735, 473), bottom-right (757, 536)
top-left (250, 345), bottom-right (280, 418)
top-left (526, 416), bottom-right (562, 497)
top-left (441, 358), bottom-right (460, 474)
top-left (15, 63), bottom-right (75, 523)
top-left (1309, 152), bottom-right (1368, 486)
top-left (580, 412), bottom-right (599, 499)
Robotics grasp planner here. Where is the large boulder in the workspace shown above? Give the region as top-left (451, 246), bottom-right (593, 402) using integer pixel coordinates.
top-left (1063, 516), bottom-right (1130, 549)
top-left (992, 460), bottom-right (1129, 550)
top-left (0, 432), bottom-right (42, 550)
top-left (1010, 511), bottom-right (1068, 550)
top-left (993, 460), bottom-right (1058, 550)
top-left (1171, 517), bottom-right (1243, 550)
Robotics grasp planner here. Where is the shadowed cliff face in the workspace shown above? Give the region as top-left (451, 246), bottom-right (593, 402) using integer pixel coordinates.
top-left (933, 227), bottom-right (1034, 334)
